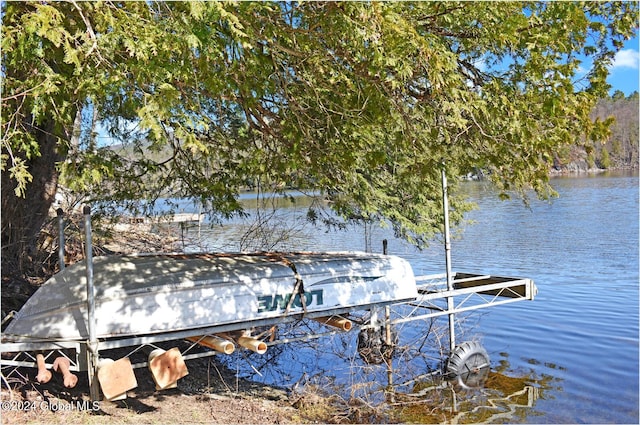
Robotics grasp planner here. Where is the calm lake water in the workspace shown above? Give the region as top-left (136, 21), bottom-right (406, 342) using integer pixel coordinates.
top-left (177, 172), bottom-right (639, 423)
top-left (448, 172), bottom-right (639, 424)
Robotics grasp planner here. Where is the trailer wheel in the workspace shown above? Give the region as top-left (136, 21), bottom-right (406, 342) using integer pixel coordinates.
top-left (445, 341), bottom-right (490, 386)
top-left (357, 327), bottom-right (397, 365)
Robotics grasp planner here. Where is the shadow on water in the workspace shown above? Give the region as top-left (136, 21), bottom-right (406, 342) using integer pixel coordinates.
top-left (221, 321), bottom-right (562, 424)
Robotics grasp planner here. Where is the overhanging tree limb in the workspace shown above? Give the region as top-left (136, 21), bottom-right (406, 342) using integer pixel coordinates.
top-left (1, 1), bottom-right (638, 271)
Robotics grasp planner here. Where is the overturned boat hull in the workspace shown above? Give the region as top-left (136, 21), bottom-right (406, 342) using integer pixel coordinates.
top-left (3, 252), bottom-right (417, 342)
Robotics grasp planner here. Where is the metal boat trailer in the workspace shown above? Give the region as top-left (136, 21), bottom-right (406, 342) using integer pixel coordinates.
top-left (0, 170), bottom-right (537, 402)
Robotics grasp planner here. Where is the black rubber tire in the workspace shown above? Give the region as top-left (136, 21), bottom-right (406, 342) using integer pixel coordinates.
top-left (445, 341), bottom-right (490, 379)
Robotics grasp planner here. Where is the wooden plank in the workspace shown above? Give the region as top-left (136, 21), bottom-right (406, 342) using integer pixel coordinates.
top-left (453, 274), bottom-right (529, 298)
top-left (97, 357), bottom-right (137, 401)
top-left (148, 347), bottom-right (189, 390)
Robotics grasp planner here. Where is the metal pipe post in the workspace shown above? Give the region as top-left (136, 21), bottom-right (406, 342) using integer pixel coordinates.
top-left (441, 166), bottom-right (456, 353)
top-left (83, 205), bottom-right (100, 401)
top-left (57, 208), bottom-right (65, 271)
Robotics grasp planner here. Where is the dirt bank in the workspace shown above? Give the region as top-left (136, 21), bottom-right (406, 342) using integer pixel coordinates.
top-left (1, 353), bottom-right (334, 424)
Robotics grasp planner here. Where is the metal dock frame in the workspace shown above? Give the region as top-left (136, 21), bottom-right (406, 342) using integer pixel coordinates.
top-left (0, 271), bottom-right (535, 386)
top-left (407, 272), bottom-right (537, 322)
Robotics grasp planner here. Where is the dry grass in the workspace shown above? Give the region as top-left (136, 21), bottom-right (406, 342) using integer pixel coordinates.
top-left (1, 356), bottom-right (302, 425)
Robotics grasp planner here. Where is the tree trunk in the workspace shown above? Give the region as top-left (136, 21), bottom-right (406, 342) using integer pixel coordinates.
top-left (1, 118), bottom-right (62, 275)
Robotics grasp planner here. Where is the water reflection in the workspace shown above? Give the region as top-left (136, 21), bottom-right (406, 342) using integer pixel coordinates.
top-left (222, 320), bottom-right (562, 424)
top-left (390, 355), bottom-right (561, 424)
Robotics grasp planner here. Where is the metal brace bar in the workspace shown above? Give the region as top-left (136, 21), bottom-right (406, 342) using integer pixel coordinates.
top-left (392, 296), bottom-right (529, 325)
top-left (0, 348), bottom-right (81, 371)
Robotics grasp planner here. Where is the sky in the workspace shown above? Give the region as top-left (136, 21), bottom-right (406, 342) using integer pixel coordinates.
top-left (606, 37), bottom-right (640, 96)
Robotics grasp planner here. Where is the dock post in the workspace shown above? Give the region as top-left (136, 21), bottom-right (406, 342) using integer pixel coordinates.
top-left (83, 206), bottom-right (100, 402)
top-left (384, 305), bottom-right (394, 402)
top-left (441, 166), bottom-right (456, 354)
top-left (57, 208), bottom-right (65, 271)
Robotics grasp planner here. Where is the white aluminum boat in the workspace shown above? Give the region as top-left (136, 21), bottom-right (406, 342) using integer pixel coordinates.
top-left (3, 252), bottom-right (417, 342)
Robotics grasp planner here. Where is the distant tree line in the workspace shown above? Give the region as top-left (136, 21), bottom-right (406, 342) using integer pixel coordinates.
top-left (592, 91), bottom-right (639, 169)
top-left (554, 91), bottom-right (639, 171)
